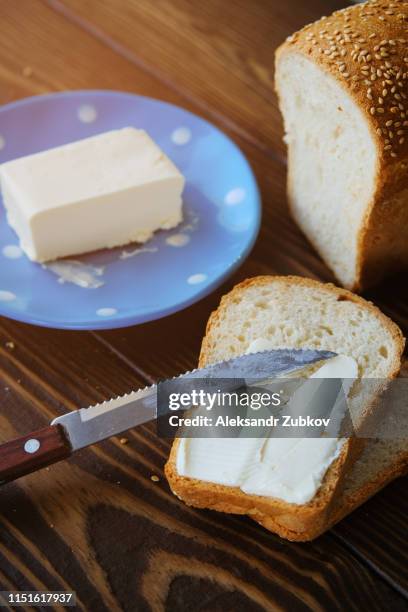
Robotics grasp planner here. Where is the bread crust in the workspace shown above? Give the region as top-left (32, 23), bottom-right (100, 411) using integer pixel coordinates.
top-left (275, 0), bottom-right (408, 290)
top-left (165, 275), bottom-right (405, 540)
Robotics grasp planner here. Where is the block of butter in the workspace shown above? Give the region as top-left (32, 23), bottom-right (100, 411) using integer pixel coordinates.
top-left (0, 127), bottom-right (184, 262)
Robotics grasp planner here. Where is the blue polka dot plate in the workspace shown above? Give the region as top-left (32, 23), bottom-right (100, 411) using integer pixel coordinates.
top-left (0, 91), bottom-right (261, 329)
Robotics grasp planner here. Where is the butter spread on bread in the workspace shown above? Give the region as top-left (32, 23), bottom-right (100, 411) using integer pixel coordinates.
top-left (176, 355), bottom-right (357, 505)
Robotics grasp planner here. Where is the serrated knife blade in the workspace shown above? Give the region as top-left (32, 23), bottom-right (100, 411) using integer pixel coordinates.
top-left (0, 348), bottom-right (336, 484)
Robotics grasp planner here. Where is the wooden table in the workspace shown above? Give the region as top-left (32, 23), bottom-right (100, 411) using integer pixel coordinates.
top-left (0, 1), bottom-right (407, 610)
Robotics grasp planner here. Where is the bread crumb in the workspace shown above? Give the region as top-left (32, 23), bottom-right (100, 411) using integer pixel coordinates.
top-left (5, 342), bottom-right (14, 349)
top-left (120, 437), bottom-right (128, 445)
top-left (151, 475), bottom-right (160, 482)
top-left (22, 66), bottom-right (33, 78)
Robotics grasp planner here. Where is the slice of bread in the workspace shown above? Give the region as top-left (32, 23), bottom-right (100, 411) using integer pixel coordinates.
top-left (165, 276), bottom-right (405, 540)
top-left (274, 1), bottom-right (408, 291)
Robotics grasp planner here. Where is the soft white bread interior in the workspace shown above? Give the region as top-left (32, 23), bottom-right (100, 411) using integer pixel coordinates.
top-left (165, 275), bottom-right (405, 540)
top-left (337, 437), bottom-right (407, 511)
top-left (199, 276), bottom-right (403, 378)
top-left (276, 53), bottom-right (377, 290)
top-left (275, 0), bottom-right (408, 291)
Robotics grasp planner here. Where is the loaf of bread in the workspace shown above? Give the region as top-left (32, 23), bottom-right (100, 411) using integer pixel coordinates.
top-left (275, 0), bottom-right (408, 290)
top-left (165, 276), bottom-right (405, 540)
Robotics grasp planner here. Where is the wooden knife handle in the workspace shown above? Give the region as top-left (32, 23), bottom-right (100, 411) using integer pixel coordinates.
top-left (0, 425), bottom-right (72, 484)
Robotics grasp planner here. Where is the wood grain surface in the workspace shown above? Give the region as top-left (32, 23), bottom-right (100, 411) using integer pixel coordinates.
top-left (0, 1), bottom-right (406, 611)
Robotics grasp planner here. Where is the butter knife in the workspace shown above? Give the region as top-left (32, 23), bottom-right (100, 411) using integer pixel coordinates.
top-left (0, 348), bottom-right (335, 484)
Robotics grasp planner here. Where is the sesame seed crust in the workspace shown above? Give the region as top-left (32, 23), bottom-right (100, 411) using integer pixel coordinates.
top-left (278, 0), bottom-right (408, 166)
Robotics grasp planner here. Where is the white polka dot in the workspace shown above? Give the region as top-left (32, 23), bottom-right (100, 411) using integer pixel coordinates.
top-left (96, 307), bottom-right (117, 317)
top-left (217, 210), bottom-right (251, 233)
top-left (2, 245), bottom-right (23, 259)
top-left (0, 290), bottom-right (16, 302)
top-left (166, 233), bottom-right (190, 247)
top-left (171, 127), bottom-right (192, 145)
top-left (24, 439), bottom-right (40, 454)
top-left (78, 104), bottom-right (97, 123)
top-left (0, 135), bottom-right (5, 150)
top-left (224, 188), bottom-right (246, 205)
top-left (187, 273), bottom-right (207, 285)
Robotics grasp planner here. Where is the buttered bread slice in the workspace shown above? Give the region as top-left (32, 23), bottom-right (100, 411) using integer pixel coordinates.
top-left (165, 275), bottom-right (404, 540)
